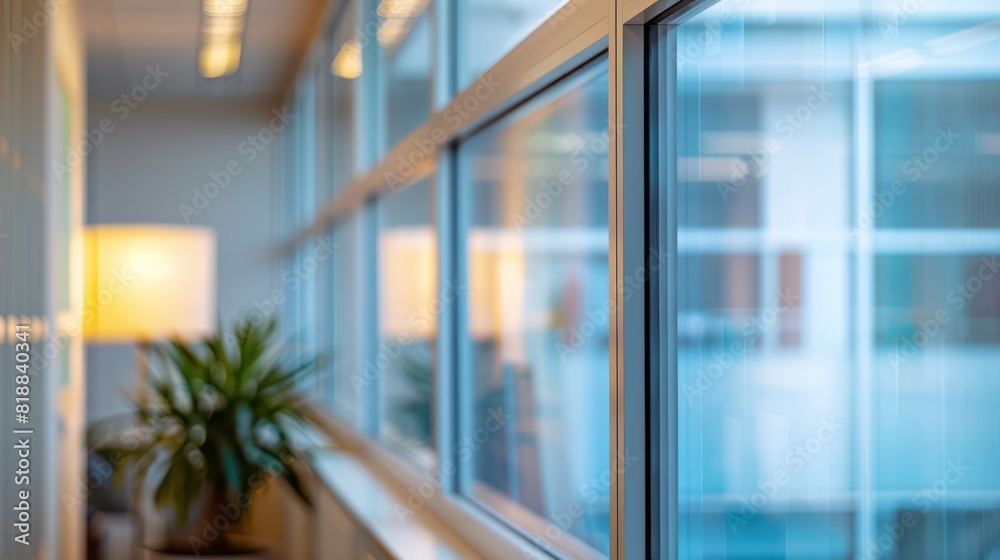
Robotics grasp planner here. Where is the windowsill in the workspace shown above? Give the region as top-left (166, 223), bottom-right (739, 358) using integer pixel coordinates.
top-left (303, 413), bottom-right (570, 560)
top-left (308, 448), bottom-right (483, 560)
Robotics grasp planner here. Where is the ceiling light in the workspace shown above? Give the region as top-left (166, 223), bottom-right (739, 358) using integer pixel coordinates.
top-left (198, 0), bottom-right (247, 78)
top-left (202, 19), bottom-right (243, 43)
top-left (332, 39), bottom-right (362, 79)
top-left (203, 0), bottom-right (248, 16)
top-left (200, 42), bottom-right (242, 79)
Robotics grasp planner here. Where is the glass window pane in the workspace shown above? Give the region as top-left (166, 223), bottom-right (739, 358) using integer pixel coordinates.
top-left (322, 2), bottom-right (359, 194)
top-left (667, 1), bottom-right (1000, 558)
top-left (458, 0), bottom-right (567, 89)
top-left (330, 212), bottom-right (363, 424)
top-left (875, 80), bottom-right (1000, 229)
top-left (380, 4), bottom-right (432, 149)
top-left (459, 61), bottom-right (610, 555)
top-left (376, 179), bottom-right (437, 465)
top-left (280, 97), bottom-right (304, 352)
top-left (296, 78), bottom-right (319, 369)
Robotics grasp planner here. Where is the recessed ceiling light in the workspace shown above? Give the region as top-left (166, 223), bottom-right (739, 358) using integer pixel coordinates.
top-left (198, 0), bottom-right (247, 78)
top-left (200, 42), bottom-right (242, 79)
top-left (203, 0), bottom-right (248, 17)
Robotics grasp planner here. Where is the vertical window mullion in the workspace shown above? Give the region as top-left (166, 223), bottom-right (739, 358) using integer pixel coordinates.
top-left (433, 0), bottom-right (459, 493)
top-left (454, 146), bottom-right (475, 498)
top-left (433, 153), bottom-right (457, 490)
top-left (362, 200), bottom-right (381, 435)
top-left (615, 2), bottom-right (655, 558)
top-left (360, 0), bottom-right (382, 436)
top-left (657, 21), bottom-right (678, 560)
top-left (358, 0), bottom-right (379, 174)
top-left (301, 75), bottom-right (319, 377)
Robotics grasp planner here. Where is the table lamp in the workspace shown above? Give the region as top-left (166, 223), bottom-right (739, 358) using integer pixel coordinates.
top-left (83, 225), bottom-right (217, 387)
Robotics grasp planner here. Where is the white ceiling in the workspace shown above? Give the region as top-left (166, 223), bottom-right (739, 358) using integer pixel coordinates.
top-left (82, 0), bottom-right (328, 100)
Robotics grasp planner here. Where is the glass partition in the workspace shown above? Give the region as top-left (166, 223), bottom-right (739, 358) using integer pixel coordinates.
top-left (664, 0), bottom-right (1000, 557)
top-left (379, 2), bottom-right (432, 149)
top-left (322, 1), bottom-right (361, 194)
top-left (375, 179), bottom-right (437, 465)
top-left (329, 212), bottom-right (364, 424)
top-left (459, 60), bottom-right (611, 555)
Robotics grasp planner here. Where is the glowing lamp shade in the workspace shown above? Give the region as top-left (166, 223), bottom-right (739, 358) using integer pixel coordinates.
top-left (83, 225), bottom-right (217, 343)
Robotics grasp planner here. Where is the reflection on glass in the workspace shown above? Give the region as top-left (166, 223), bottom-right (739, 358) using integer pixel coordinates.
top-left (458, 0), bottom-right (567, 88)
top-left (670, 0), bottom-right (1000, 558)
top-left (460, 61), bottom-right (610, 554)
top-left (320, 3), bottom-right (358, 195)
top-left (330, 213), bottom-right (362, 424)
top-left (376, 179), bottom-right (437, 465)
top-left (381, 3), bottom-right (432, 149)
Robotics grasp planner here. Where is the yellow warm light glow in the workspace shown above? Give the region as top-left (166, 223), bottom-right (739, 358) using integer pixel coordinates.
top-left (200, 42), bottom-right (242, 79)
top-left (377, 0), bottom-right (429, 19)
top-left (203, 0), bottom-right (248, 16)
top-left (83, 226), bottom-right (217, 343)
top-left (332, 39), bottom-right (363, 79)
top-left (379, 228), bottom-right (436, 338)
top-left (198, 0), bottom-right (246, 78)
top-left (202, 16), bottom-right (244, 41)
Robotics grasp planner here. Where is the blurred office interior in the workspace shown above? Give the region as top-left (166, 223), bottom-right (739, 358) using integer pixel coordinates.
top-left (0, 0), bottom-right (999, 559)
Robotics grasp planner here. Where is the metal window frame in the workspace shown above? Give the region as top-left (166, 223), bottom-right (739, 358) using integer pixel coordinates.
top-left (611, 2), bottom-right (704, 560)
top-left (277, 0), bottom-right (1000, 558)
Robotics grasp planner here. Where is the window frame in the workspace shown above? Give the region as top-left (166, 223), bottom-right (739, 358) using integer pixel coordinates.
top-left (640, 2), bottom-right (1000, 559)
top-left (276, 0), bottom-right (1000, 558)
top-left (274, 0), bottom-right (684, 558)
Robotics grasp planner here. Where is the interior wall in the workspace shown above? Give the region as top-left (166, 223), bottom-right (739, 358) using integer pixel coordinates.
top-left (84, 96), bottom-right (280, 422)
top-left (48, 0), bottom-right (88, 558)
top-left (1, 1), bottom-right (87, 559)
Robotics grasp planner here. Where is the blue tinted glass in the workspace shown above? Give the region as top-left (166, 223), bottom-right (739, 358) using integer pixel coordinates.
top-left (458, 0), bottom-right (568, 88)
top-left (330, 213), bottom-right (363, 424)
top-left (670, 0), bottom-right (1000, 558)
top-left (382, 8), bottom-right (432, 149)
top-left (460, 61), bottom-right (610, 555)
top-left (322, 2), bottom-right (359, 194)
top-left (376, 179), bottom-right (437, 465)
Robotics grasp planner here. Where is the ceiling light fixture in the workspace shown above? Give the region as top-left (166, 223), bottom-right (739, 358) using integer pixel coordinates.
top-left (332, 38), bottom-right (363, 79)
top-left (198, 0), bottom-right (248, 78)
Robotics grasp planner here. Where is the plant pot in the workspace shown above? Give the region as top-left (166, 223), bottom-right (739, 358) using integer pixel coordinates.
top-left (154, 485), bottom-right (265, 556)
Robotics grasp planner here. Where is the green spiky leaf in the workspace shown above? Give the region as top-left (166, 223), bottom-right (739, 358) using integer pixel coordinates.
top-left (86, 316), bottom-right (329, 526)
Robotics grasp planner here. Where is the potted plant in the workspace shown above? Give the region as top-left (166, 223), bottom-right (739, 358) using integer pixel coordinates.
top-left (88, 318), bottom-right (328, 555)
